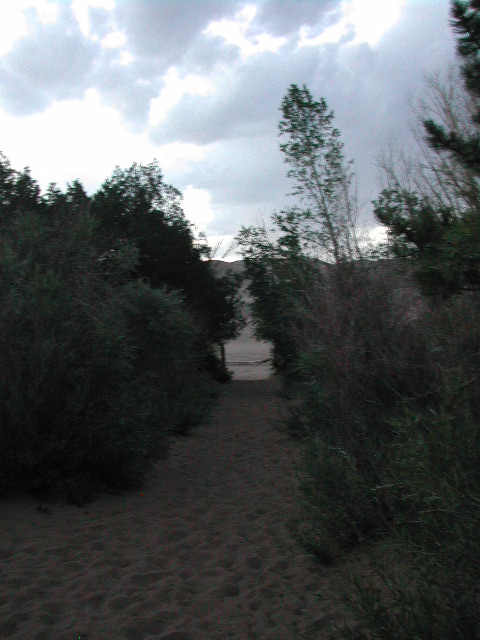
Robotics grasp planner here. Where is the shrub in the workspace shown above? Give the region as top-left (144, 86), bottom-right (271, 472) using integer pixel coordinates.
top-left (338, 379), bottom-right (480, 640)
top-left (0, 207), bottom-right (210, 501)
top-left (291, 434), bottom-right (378, 564)
top-left (287, 259), bottom-right (480, 561)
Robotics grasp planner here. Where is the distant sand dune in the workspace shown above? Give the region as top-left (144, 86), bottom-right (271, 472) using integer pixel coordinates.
top-left (210, 258), bottom-right (274, 380)
top-left (225, 322), bottom-right (272, 381)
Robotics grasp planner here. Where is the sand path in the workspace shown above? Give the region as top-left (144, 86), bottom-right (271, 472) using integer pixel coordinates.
top-left (0, 378), bottom-right (349, 640)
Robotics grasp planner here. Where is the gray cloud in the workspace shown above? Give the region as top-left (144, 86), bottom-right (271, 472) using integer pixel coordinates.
top-left (0, 0), bottom-right (460, 239)
top-left (92, 57), bottom-right (158, 131)
top-left (100, 0), bottom-right (343, 138)
top-left (162, 0), bottom-right (457, 236)
top-left (256, 0), bottom-right (342, 37)
top-left (0, 7), bottom-right (97, 115)
top-left (150, 41), bottom-right (338, 146)
top-left (114, 1), bottom-right (241, 65)
top-left (88, 5), bottom-right (118, 41)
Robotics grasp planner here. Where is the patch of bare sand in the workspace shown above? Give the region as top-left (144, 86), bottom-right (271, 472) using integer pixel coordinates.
top-left (0, 379), bottom-right (353, 640)
top-left (225, 323), bottom-right (272, 381)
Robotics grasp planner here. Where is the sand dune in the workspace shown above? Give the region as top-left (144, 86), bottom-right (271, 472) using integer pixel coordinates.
top-left (225, 322), bottom-right (272, 381)
top-left (0, 378), bottom-right (351, 640)
top-left (212, 259), bottom-right (274, 381)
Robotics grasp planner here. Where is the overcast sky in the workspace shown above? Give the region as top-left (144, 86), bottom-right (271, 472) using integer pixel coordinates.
top-left (0, 0), bottom-right (457, 257)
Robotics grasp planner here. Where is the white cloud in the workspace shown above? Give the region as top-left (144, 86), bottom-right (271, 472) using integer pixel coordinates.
top-left (101, 29), bottom-right (126, 49)
top-left (0, 0), bottom-right (58, 57)
top-left (205, 4), bottom-right (287, 59)
top-left (155, 142), bottom-right (210, 174)
top-left (118, 50), bottom-right (134, 66)
top-left (182, 185), bottom-right (214, 231)
top-left (0, 88), bottom-right (210, 193)
top-left (31, 0), bottom-right (58, 23)
top-left (149, 67), bottom-right (216, 127)
top-left (348, 0), bottom-right (405, 45)
top-left (71, 0), bottom-right (115, 40)
top-left (0, 0), bottom-right (455, 243)
top-left (299, 0), bottom-right (406, 48)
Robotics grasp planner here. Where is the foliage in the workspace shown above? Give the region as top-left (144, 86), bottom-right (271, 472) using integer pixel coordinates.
top-left (291, 432), bottom-right (378, 564)
top-left (278, 84), bottom-right (360, 263)
top-left (374, 187), bottom-right (480, 295)
top-left (374, 1), bottom-right (480, 296)
top-left (331, 3), bottom-right (480, 635)
top-left (337, 380), bottom-right (480, 640)
top-left (91, 161), bottom-right (244, 353)
top-left (287, 261), bottom-right (435, 561)
top-left (0, 152), bottom-right (45, 220)
top-left (424, 0), bottom-right (480, 170)
top-left (239, 58), bottom-right (480, 640)
top-left (0, 154), bottom-right (219, 502)
top-left (237, 210), bottom-right (313, 371)
top-left (237, 85), bottom-right (359, 373)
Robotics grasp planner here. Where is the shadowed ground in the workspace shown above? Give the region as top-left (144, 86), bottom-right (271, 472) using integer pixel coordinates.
top-left (0, 377), bottom-right (354, 639)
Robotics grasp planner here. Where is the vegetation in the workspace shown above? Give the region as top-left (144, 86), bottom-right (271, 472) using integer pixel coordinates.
top-left (237, 2), bottom-right (480, 637)
top-left (0, 153), bottom-right (242, 503)
top-left (278, 83), bottom-right (360, 263)
top-left (237, 83), bottom-right (361, 373)
top-left (90, 161), bottom-right (244, 356)
top-left (375, 1), bottom-right (480, 296)
top-left (2, 1), bottom-right (479, 635)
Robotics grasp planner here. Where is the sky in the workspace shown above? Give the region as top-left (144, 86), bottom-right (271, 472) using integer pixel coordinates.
top-left (0, 0), bottom-right (457, 258)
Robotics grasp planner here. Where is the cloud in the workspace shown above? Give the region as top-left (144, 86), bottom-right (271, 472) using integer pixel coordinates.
top-left (298, 0), bottom-right (407, 48)
top-left (149, 40), bottom-right (328, 147)
top-left (149, 66), bottom-right (216, 127)
top-left (0, 0), bottom-right (459, 244)
top-left (163, 0), bottom-right (456, 237)
top-left (0, 88), bottom-right (210, 195)
top-left (205, 3), bottom-right (287, 59)
top-left (113, 0), bottom-right (240, 65)
top-left (89, 0), bottom-right (343, 133)
top-left (182, 185), bottom-right (215, 231)
top-left (71, 0), bottom-right (115, 39)
top-left (0, 1), bottom-right (59, 56)
top-left (0, 5), bottom-right (97, 115)
top-left (256, 0), bottom-right (341, 38)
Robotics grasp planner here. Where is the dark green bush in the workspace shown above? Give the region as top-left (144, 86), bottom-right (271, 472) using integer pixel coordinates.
top-left (274, 257), bottom-right (479, 568)
top-left (0, 207), bottom-right (210, 501)
top-left (91, 160), bottom-right (244, 354)
top-left (291, 434), bottom-right (379, 564)
top-left (338, 380), bottom-right (480, 640)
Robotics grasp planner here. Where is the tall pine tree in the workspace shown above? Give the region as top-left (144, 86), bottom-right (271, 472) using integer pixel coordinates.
top-left (424, 1), bottom-right (480, 172)
top-left (375, 1), bottom-right (480, 295)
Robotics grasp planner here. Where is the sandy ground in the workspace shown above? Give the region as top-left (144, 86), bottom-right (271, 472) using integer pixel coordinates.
top-left (225, 322), bottom-right (272, 381)
top-left (0, 339), bottom-right (353, 639)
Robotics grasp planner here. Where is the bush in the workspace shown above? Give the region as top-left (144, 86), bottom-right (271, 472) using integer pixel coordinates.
top-left (338, 380), bottom-right (480, 640)
top-left (291, 434), bottom-right (378, 564)
top-left (285, 259), bottom-right (480, 562)
top-left (0, 207), bottom-right (211, 501)
top-left (282, 258), bottom-right (480, 636)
